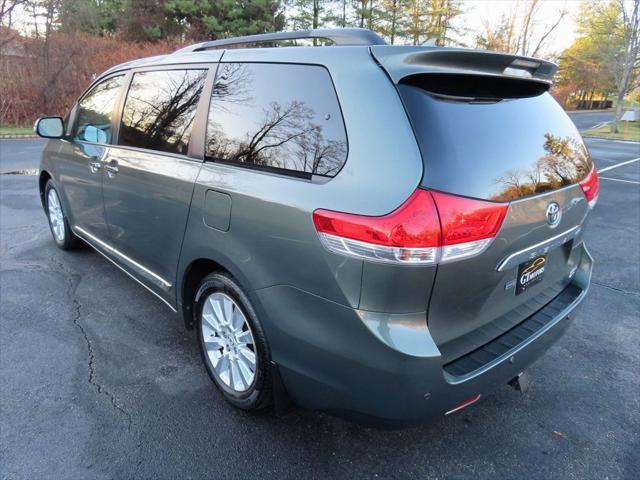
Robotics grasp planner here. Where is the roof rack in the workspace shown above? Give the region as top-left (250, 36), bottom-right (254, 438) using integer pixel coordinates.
top-left (173, 28), bottom-right (386, 54)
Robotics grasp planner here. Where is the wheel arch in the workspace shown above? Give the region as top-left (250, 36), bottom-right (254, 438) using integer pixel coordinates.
top-left (38, 170), bottom-right (52, 210)
top-left (178, 253), bottom-right (292, 410)
top-left (179, 254), bottom-right (252, 330)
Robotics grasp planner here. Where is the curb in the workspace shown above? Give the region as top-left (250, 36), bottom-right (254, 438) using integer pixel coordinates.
top-left (582, 135), bottom-right (640, 143)
top-left (0, 134), bottom-right (38, 139)
top-left (565, 109), bottom-right (613, 114)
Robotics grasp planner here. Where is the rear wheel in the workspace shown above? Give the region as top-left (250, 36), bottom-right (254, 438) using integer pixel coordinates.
top-left (45, 180), bottom-right (81, 250)
top-left (195, 272), bottom-right (272, 410)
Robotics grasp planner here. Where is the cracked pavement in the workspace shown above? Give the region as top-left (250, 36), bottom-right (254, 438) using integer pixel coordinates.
top-left (0, 136), bottom-right (638, 479)
top-left (53, 253), bottom-right (134, 432)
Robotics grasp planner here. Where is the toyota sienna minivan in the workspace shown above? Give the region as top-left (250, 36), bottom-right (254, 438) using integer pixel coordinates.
top-left (35, 28), bottom-right (597, 426)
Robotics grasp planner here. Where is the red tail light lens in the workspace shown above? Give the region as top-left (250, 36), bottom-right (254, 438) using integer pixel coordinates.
top-left (313, 190), bottom-right (441, 264)
top-left (313, 189), bottom-right (440, 248)
top-left (579, 167), bottom-right (599, 208)
top-left (430, 191), bottom-right (508, 263)
top-left (313, 189), bottom-right (508, 264)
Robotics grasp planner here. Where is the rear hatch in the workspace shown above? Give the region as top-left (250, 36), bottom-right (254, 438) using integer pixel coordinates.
top-left (371, 46), bottom-right (593, 365)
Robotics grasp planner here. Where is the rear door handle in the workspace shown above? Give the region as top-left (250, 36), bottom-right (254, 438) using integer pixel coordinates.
top-left (105, 161), bottom-right (119, 177)
top-left (89, 159), bottom-right (102, 173)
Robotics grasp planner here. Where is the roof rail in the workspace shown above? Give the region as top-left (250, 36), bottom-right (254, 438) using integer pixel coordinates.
top-left (173, 28), bottom-right (386, 54)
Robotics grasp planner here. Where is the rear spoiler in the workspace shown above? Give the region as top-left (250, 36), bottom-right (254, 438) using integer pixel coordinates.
top-left (370, 46), bottom-right (557, 85)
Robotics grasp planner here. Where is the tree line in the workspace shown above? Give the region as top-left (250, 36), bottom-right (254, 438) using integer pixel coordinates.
top-left (0, 0), bottom-right (466, 126)
top-left (1, 0), bottom-right (638, 132)
top-left (287, 0), bottom-right (463, 46)
top-left (1, 1), bottom-right (466, 45)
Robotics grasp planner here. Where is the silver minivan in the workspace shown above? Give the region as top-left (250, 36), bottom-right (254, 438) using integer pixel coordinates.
top-left (35, 28), bottom-right (597, 426)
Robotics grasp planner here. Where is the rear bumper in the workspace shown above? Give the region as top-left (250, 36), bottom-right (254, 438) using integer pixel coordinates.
top-left (253, 244), bottom-right (593, 426)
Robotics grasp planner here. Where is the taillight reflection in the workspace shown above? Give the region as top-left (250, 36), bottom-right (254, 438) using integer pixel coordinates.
top-left (579, 167), bottom-right (599, 209)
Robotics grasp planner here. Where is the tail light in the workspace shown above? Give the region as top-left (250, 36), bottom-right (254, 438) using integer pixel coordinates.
top-left (579, 167), bottom-right (599, 209)
top-left (313, 190), bottom-right (441, 264)
top-left (430, 191), bottom-right (508, 263)
top-left (313, 189), bottom-right (508, 265)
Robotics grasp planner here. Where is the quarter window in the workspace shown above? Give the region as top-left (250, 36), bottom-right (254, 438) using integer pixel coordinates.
top-left (206, 63), bottom-right (347, 177)
top-left (74, 75), bottom-right (123, 144)
top-left (119, 69), bottom-right (207, 155)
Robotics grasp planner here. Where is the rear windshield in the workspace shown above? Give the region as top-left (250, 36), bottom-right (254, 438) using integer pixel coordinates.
top-left (399, 81), bottom-right (592, 201)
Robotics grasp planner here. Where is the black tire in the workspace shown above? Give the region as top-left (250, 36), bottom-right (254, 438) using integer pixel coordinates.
top-left (44, 180), bottom-right (82, 250)
top-left (195, 272), bottom-right (272, 410)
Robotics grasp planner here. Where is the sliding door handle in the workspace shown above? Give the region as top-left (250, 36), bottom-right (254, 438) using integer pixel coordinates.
top-left (89, 159), bottom-right (102, 173)
top-left (105, 161), bottom-right (119, 177)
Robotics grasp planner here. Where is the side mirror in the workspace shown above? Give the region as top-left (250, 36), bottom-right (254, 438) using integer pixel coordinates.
top-left (34, 116), bottom-right (65, 139)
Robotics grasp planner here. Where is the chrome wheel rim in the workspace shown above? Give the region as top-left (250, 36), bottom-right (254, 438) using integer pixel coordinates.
top-left (201, 292), bottom-right (257, 393)
top-left (47, 189), bottom-right (65, 242)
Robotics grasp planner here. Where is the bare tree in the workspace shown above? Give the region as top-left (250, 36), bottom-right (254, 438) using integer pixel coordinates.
top-left (0, 0), bottom-right (27, 28)
top-left (0, 0), bottom-right (27, 49)
top-left (611, 0), bottom-right (640, 133)
top-left (478, 0), bottom-right (567, 57)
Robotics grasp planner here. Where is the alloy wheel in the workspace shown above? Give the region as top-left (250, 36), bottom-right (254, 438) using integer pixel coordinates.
top-left (201, 292), bottom-right (257, 393)
top-left (47, 188), bottom-right (65, 243)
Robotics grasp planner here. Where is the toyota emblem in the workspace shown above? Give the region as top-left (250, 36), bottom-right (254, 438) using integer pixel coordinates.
top-left (545, 202), bottom-right (561, 228)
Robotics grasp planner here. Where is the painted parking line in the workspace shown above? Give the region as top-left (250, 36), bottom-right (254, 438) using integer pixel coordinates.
top-left (598, 157), bottom-right (640, 173)
top-left (599, 176), bottom-right (640, 185)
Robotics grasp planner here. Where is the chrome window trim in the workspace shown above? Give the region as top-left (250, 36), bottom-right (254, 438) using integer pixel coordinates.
top-left (104, 143), bottom-right (200, 163)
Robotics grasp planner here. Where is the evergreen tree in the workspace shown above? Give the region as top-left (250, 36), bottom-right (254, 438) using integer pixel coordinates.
top-left (59, 0), bottom-right (122, 36)
top-left (286, 0), bottom-right (328, 30)
top-left (377, 0), bottom-right (408, 44)
top-left (404, 0), bottom-right (461, 46)
top-left (166, 0), bottom-right (285, 40)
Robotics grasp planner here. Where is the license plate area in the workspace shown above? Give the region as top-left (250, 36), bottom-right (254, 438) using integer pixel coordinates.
top-left (516, 255), bottom-right (546, 295)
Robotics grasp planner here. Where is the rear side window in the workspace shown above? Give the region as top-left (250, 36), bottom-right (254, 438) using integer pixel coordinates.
top-left (205, 63), bottom-right (347, 177)
top-left (74, 75), bottom-right (123, 144)
top-left (119, 69), bottom-right (207, 155)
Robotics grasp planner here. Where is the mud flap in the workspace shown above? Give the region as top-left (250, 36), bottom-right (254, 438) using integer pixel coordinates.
top-left (271, 361), bottom-right (294, 415)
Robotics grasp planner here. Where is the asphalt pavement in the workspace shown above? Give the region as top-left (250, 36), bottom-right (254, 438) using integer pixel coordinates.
top-left (1, 134), bottom-right (638, 479)
top-left (0, 138), bottom-right (46, 174)
top-left (567, 110), bottom-right (614, 131)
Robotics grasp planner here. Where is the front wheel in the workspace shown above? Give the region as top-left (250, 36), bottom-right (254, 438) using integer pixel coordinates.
top-left (44, 180), bottom-right (81, 250)
top-left (195, 272), bottom-right (272, 410)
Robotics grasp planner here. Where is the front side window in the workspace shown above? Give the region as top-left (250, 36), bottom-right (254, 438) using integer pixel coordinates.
top-left (74, 75), bottom-right (123, 144)
top-left (119, 69), bottom-right (207, 155)
top-left (206, 63), bottom-right (347, 177)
